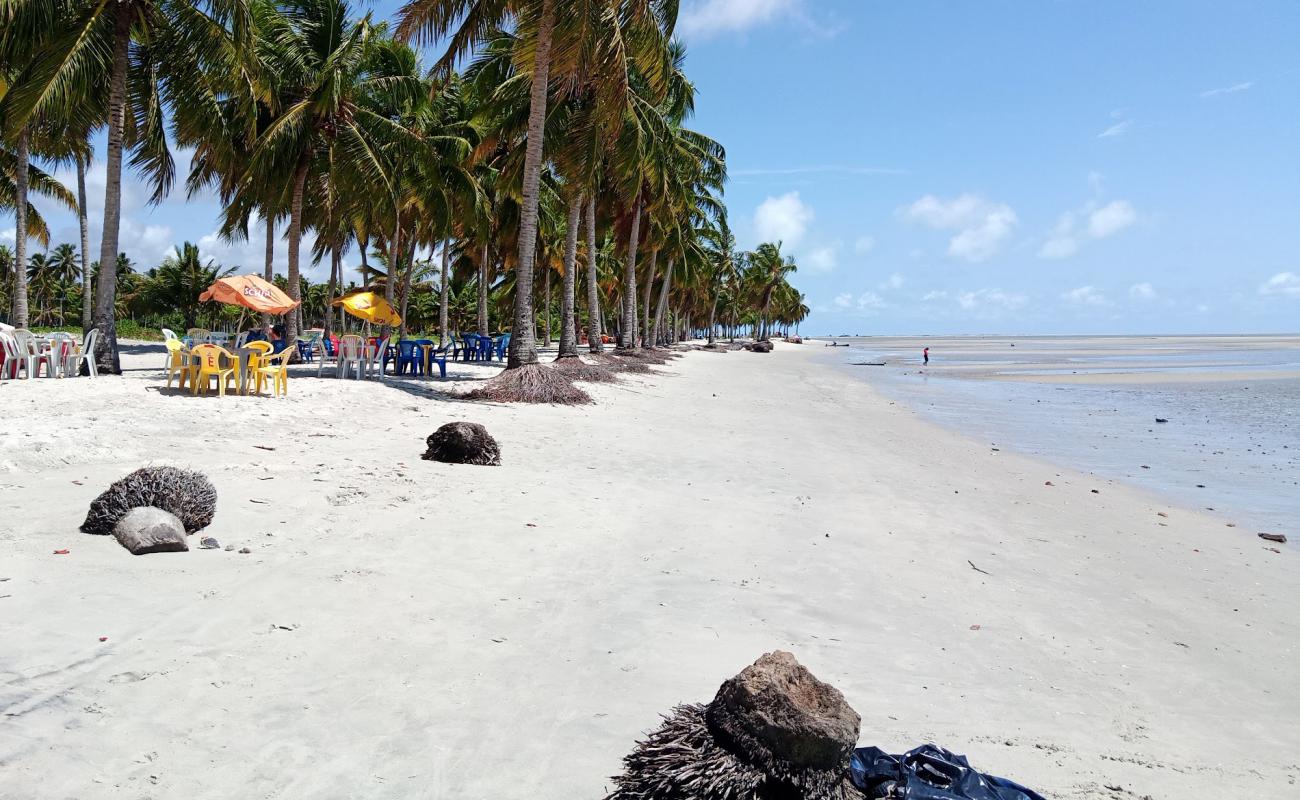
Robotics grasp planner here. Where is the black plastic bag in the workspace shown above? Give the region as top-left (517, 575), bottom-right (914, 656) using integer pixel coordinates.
top-left (849, 744), bottom-right (1046, 800)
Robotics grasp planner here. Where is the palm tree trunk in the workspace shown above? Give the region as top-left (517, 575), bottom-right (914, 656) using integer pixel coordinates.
top-left (706, 291), bottom-right (718, 345)
top-left (260, 212), bottom-right (275, 328)
top-left (11, 128), bottom-right (30, 328)
top-left (439, 239), bottom-right (450, 345)
top-left (285, 156), bottom-right (309, 346)
top-left (653, 257), bottom-right (673, 345)
top-left (619, 194), bottom-right (642, 350)
top-left (397, 236), bottom-right (416, 339)
top-left (384, 208), bottom-right (401, 339)
top-left (640, 249), bottom-right (656, 348)
top-left (477, 243), bottom-right (489, 335)
top-left (324, 241), bottom-right (340, 339)
top-left (557, 193), bottom-right (581, 358)
top-left (585, 195), bottom-right (603, 353)
top-left (76, 154), bottom-right (92, 332)
top-left (506, 0), bottom-right (555, 368)
top-left (543, 268), bottom-right (552, 346)
top-left (93, 9), bottom-right (132, 374)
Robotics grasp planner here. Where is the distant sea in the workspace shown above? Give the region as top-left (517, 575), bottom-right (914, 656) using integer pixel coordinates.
top-left (823, 335), bottom-right (1300, 537)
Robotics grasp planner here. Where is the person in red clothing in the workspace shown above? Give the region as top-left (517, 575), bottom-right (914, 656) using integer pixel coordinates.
top-left (923, 346), bottom-right (929, 365)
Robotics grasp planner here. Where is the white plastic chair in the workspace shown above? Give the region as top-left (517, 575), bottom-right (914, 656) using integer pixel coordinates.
top-left (235, 330), bottom-right (251, 349)
top-left (162, 328), bottom-right (179, 369)
top-left (63, 329), bottom-right (99, 378)
top-left (364, 336), bottom-right (390, 379)
top-left (337, 335), bottom-right (366, 379)
top-left (47, 332), bottom-right (76, 377)
top-left (0, 332), bottom-right (26, 380)
top-left (13, 329), bottom-right (57, 378)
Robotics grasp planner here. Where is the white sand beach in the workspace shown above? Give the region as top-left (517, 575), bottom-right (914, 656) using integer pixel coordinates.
top-left (1, 343), bottom-right (1297, 799)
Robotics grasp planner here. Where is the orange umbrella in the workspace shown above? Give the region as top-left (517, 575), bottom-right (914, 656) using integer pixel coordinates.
top-left (199, 274), bottom-right (300, 315)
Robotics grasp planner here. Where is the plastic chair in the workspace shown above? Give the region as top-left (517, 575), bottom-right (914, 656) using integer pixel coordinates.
top-left (242, 340), bottom-right (273, 394)
top-left (164, 338), bottom-right (193, 390)
top-left (235, 330), bottom-right (251, 349)
top-left (461, 334), bottom-right (479, 362)
top-left (64, 329), bottom-right (98, 378)
top-left (13, 329), bottom-right (57, 377)
top-left (190, 343), bottom-right (238, 396)
top-left (367, 336), bottom-right (392, 379)
top-left (0, 332), bottom-right (26, 379)
top-left (494, 333), bottom-right (510, 362)
top-left (478, 335), bottom-right (494, 361)
top-left (253, 348), bottom-right (293, 397)
top-left (47, 332), bottom-right (76, 376)
top-left (186, 328), bottom-right (211, 345)
top-left (424, 339), bottom-right (450, 379)
top-left (395, 340), bottom-right (422, 376)
top-left (337, 335), bottom-right (366, 379)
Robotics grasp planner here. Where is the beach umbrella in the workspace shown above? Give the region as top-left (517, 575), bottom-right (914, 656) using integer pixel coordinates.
top-left (332, 291), bottom-right (401, 327)
top-left (198, 274), bottom-right (300, 315)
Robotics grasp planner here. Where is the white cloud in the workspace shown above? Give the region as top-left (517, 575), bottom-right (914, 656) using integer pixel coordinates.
top-left (1088, 200), bottom-right (1137, 238)
top-left (1, 227), bottom-right (14, 245)
top-left (856, 291), bottom-right (885, 310)
top-left (878, 272), bottom-right (904, 290)
top-left (957, 288), bottom-right (1027, 311)
top-left (854, 235), bottom-right (876, 254)
top-left (1039, 212), bottom-right (1081, 259)
top-left (1259, 272), bottom-right (1300, 297)
top-left (1039, 199), bottom-right (1137, 259)
top-left (833, 292), bottom-right (853, 309)
top-left (1129, 282), bottom-right (1157, 300)
top-left (921, 290), bottom-right (947, 302)
top-left (1201, 82), bottom-right (1252, 98)
top-left (754, 191), bottom-right (814, 248)
top-left (680, 0), bottom-right (796, 38)
top-left (803, 242), bottom-right (839, 273)
top-left (1098, 119), bottom-right (1132, 138)
top-left (1062, 285), bottom-right (1111, 307)
top-left (903, 194), bottom-right (1018, 263)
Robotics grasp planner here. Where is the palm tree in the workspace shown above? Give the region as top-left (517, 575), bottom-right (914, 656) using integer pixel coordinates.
top-left (746, 241), bottom-right (797, 342)
top-left (5, 0), bottom-right (256, 369)
top-left (47, 240), bottom-right (80, 322)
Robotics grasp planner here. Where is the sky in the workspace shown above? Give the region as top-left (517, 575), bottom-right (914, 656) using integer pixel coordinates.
top-left (5, 0), bottom-right (1299, 335)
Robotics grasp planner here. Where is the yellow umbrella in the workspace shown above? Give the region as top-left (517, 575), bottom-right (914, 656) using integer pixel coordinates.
top-left (331, 291), bottom-right (402, 326)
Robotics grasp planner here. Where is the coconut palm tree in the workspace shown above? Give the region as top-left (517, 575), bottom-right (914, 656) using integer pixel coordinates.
top-left (746, 241), bottom-right (797, 342)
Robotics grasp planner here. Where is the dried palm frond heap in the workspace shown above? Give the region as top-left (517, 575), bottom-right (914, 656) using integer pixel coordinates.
top-left (606, 651), bottom-right (863, 800)
top-left (81, 466), bottom-right (217, 536)
top-left (587, 353), bottom-right (654, 374)
top-left (550, 356), bottom-right (620, 383)
top-left (423, 422), bottom-right (501, 466)
top-left (616, 349), bottom-right (677, 365)
top-left (464, 363), bottom-right (593, 405)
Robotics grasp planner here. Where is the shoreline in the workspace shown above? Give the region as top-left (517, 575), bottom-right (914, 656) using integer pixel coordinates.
top-left (1, 343), bottom-right (1297, 798)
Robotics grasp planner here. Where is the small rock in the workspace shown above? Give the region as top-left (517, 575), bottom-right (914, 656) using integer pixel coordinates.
top-left (1258, 532), bottom-right (1287, 544)
top-left (1157, 512), bottom-right (1168, 518)
top-left (1090, 489), bottom-right (1100, 494)
top-left (199, 537), bottom-right (221, 550)
top-left (1044, 481), bottom-right (1054, 486)
top-left (224, 544), bottom-right (235, 551)
top-left (112, 507), bottom-right (188, 555)
top-left (1155, 418), bottom-right (1169, 423)
top-left (238, 547), bottom-right (252, 554)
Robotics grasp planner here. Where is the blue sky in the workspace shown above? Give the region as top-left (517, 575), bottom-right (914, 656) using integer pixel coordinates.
top-left (6, 0), bottom-right (1299, 334)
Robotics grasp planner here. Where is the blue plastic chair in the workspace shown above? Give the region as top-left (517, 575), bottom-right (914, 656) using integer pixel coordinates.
top-left (296, 339), bottom-right (315, 363)
top-left (395, 340), bottom-right (422, 375)
top-left (494, 333), bottom-right (510, 361)
top-left (462, 334), bottom-right (479, 362)
top-left (478, 335), bottom-right (494, 361)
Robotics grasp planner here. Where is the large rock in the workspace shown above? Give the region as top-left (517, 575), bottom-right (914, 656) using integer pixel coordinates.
top-left (707, 650), bottom-right (860, 772)
top-left (113, 507), bottom-right (189, 555)
top-left (423, 422), bottom-right (501, 466)
top-left (605, 651), bottom-right (863, 800)
top-left (81, 466), bottom-right (217, 535)
top-left (745, 340), bottom-right (774, 353)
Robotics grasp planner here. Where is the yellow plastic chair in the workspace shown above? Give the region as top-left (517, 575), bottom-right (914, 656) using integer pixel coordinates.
top-left (253, 348), bottom-right (294, 397)
top-left (241, 340), bottom-right (273, 394)
top-left (190, 344), bottom-right (238, 396)
top-left (164, 339), bottom-right (194, 390)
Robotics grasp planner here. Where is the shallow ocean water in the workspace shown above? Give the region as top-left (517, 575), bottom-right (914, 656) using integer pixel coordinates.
top-left (825, 336), bottom-right (1300, 537)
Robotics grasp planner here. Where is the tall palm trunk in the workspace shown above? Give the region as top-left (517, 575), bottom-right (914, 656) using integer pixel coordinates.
top-left (438, 239), bottom-right (450, 345)
top-left (76, 154), bottom-right (92, 332)
top-left (506, 0), bottom-right (555, 369)
top-left (653, 257), bottom-right (673, 345)
top-left (640, 249), bottom-right (656, 347)
top-left (284, 156), bottom-right (309, 346)
top-left (260, 213), bottom-right (275, 328)
top-left (542, 268), bottom-right (552, 346)
top-left (557, 193), bottom-right (581, 358)
top-left (619, 194), bottom-right (642, 350)
top-left (585, 195), bottom-right (603, 353)
top-left (384, 207), bottom-right (401, 339)
top-left (11, 129), bottom-right (30, 327)
top-left (477, 243), bottom-right (489, 335)
top-left (706, 291), bottom-right (719, 345)
top-left (324, 241), bottom-right (340, 339)
top-left (93, 9), bottom-right (132, 374)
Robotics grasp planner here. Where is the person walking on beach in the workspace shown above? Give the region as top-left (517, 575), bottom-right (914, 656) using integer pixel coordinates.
top-left (923, 346), bottom-right (929, 366)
